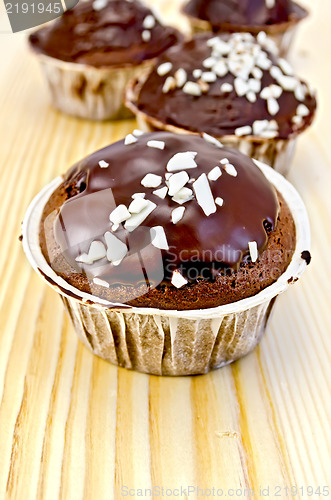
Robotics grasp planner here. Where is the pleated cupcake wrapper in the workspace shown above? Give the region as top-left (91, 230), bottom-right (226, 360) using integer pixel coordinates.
top-left (126, 80), bottom-right (297, 176)
top-left (22, 164), bottom-right (310, 376)
top-left (60, 294), bottom-right (274, 375)
top-left (183, 11), bottom-right (307, 57)
top-left (32, 52), bottom-right (156, 121)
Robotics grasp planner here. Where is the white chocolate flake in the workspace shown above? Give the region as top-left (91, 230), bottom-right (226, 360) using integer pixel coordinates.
top-left (162, 76), bottom-right (176, 93)
top-left (168, 171), bottom-right (189, 196)
top-left (224, 163), bottom-right (238, 177)
top-left (171, 206), bottom-right (185, 224)
top-left (182, 81), bottom-right (202, 96)
top-left (93, 277), bottom-right (110, 288)
top-left (129, 197), bottom-right (150, 213)
top-left (202, 133), bottom-right (223, 148)
top-left (248, 241), bottom-right (258, 262)
top-left (142, 30), bottom-right (151, 42)
top-left (235, 125), bottom-right (252, 137)
top-left (147, 140), bottom-right (165, 150)
top-left (141, 173), bottom-right (162, 188)
top-left (150, 226), bottom-right (169, 250)
top-left (99, 160), bottom-right (109, 168)
top-left (157, 62), bottom-right (173, 76)
top-left (132, 192), bottom-right (145, 199)
top-left (171, 270), bottom-right (188, 288)
top-left (166, 151), bottom-right (198, 172)
top-left (124, 134), bottom-right (137, 145)
top-left (208, 166), bottom-right (222, 181)
top-left (297, 104), bottom-right (310, 117)
top-left (267, 97), bottom-right (279, 116)
top-left (221, 82), bottom-right (233, 93)
top-left (109, 204), bottom-right (131, 224)
top-left (75, 240), bottom-right (107, 265)
top-left (153, 186), bottom-right (168, 199)
top-left (192, 174), bottom-right (217, 216)
top-left (133, 129), bottom-right (144, 137)
top-left (193, 69), bottom-right (202, 79)
top-left (201, 71), bottom-right (217, 83)
top-left (124, 200), bottom-right (156, 232)
top-left (172, 187), bottom-right (193, 204)
top-left (143, 14), bottom-right (155, 29)
top-left (174, 68), bottom-right (187, 88)
top-left (104, 231), bottom-right (128, 265)
top-left (92, 0), bottom-right (107, 11)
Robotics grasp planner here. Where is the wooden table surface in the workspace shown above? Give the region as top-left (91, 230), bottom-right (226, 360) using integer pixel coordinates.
top-left (0, 1), bottom-right (330, 499)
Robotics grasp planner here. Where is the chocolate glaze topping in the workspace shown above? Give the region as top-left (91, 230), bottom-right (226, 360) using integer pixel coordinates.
top-left (183, 0), bottom-right (307, 27)
top-left (29, 0), bottom-right (180, 67)
top-left (135, 33), bottom-right (316, 139)
top-left (47, 132), bottom-right (279, 289)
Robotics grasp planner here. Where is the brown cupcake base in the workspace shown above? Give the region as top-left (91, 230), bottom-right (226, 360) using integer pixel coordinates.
top-left (32, 52), bottom-right (156, 121)
top-left (61, 294), bottom-right (274, 375)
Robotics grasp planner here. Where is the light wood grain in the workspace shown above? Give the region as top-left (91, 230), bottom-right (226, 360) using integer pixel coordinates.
top-left (0, 1), bottom-right (330, 499)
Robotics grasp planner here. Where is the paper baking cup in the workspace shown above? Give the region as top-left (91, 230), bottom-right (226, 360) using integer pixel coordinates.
top-left (31, 51), bottom-right (156, 120)
top-left (183, 10), bottom-right (307, 57)
top-left (126, 81), bottom-right (299, 176)
top-left (22, 163), bottom-right (310, 376)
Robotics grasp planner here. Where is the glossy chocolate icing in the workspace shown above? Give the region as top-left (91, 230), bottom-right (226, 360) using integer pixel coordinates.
top-left (183, 0), bottom-right (307, 27)
top-left (47, 132), bottom-right (279, 288)
top-left (29, 0), bottom-right (180, 67)
top-left (136, 34), bottom-right (316, 139)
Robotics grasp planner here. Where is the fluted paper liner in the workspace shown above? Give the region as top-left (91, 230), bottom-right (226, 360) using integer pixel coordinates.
top-left (126, 78), bottom-right (301, 176)
top-left (22, 163), bottom-right (310, 375)
top-left (182, 8), bottom-right (308, 57)
top-left (31, 51), bottom-right (156, 120)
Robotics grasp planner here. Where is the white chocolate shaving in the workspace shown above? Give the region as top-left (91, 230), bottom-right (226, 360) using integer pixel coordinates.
top-left (109, 204), bottom-right (131, 224)
top-left (104, 231), bottom-right (128, 265)
top-left (124, 200), bottom-right (156, 232)
top-left (98, 160), bottom-right (109, 168)
top-left (248, 241), bottom-right (258, 262)
top-left (168, 171), bottom-right (189, 196)
top-left (192, 174), bottom-right (217, 216)
top-left (75, 240), bottom-right (106, 265)
top-left (166, 151), bottom-right (198, 172)
top-left (141, 173), bottom-right (162, 188)
top-left (171, 270), bottom-right (188, 288)
top-left (150, 226), bottom-right (169, 250)
top-left (171, 206), bottom-right (185, 224)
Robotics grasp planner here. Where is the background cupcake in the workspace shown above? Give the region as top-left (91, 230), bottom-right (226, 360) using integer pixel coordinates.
top-left (22, 131), bottom-right (310, 375)
top-left (182, 0), bottom-right (308, 56)
top-left (29, 0), bottom-right (181, 120)
top-left (126, 32), bottom-right (316, 175)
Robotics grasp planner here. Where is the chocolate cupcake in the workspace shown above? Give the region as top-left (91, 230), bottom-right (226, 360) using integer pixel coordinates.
top-left (29, 0), bottom-right (181, 120)
top-left (126, 32), bottom-right (316, 175)
top-left (22, 131), bottom-right (310, 375)
top-left (182, 0), bottom-right (308, 56)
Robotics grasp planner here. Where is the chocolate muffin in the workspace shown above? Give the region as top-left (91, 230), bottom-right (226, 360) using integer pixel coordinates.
top-left (182, 0), bottom-right (308, 56)
top-left (29, 0), bottom-right (181, 120)
top-left (39, 131), bottom-right (295, 310)
top-left (126, 32), bottom-right (316, 174)
top-left (23, 131), bottom-right (310, 374)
